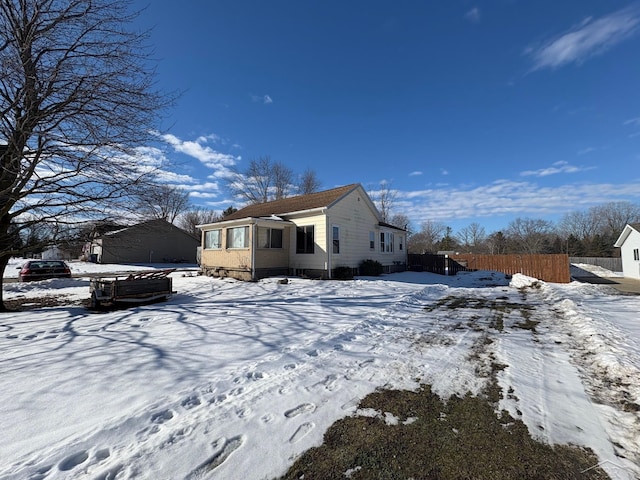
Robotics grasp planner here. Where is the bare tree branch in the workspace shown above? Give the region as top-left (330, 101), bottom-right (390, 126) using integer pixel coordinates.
top-left (0, 0), bottom-right (172, 309)
top-left (135, 184), bottom-right (191, 224)
top-left (297, 168), bottom-right (321, 195)
top-left (228, 156), bottom-right (295, 204)
top-left (177, 207), bottom-right (221, 238)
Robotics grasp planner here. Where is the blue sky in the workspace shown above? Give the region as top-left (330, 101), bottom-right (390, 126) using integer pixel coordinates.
top-left (133, 0), bottom-right (640, 233)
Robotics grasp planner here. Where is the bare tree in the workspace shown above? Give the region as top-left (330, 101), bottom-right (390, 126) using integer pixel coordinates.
top-left (558, 210), bottom-right (602, 240)
top-left (506, 217), bottom-right (555, 254)
top-left (297, 168), bottom-right (321, 195)
top-left (272, 162), bottom-right (294, 200)
top-left (178, 208), bottom-right (221, 238)
top-left (456, 222), bottom-right (487, 252)
top-left (0, 0), bottom-right (170, 309)
top-left (228, 156), bottom-right (295, 204)
top-left (369, 180), bottom-right (397, 222)
top-left (592, 201), bottom-right (640, 239)
top-left (407, 220), bottom-right (446, 253)
top-left (486, 231), bottom-right (507, 255)
top-left (389, 213), bottom-right (412, 232)
top-left (135, 184), bottom-right (191, 224)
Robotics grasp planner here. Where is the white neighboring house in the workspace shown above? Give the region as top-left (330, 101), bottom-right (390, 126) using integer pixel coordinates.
top-left (198, 183), bottom-right (408, 281)
top-left (614, 223), bottom-right (640, 279)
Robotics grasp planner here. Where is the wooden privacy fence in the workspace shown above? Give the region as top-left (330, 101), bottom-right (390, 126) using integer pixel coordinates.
top-left (408, 254), bottom-right (468, 276)
top-left (451, 254), bottom-right (570, 283)
top-left (569, 257), bottom-right (622, 272)
top-left (409, 253), bottom-right (571, 283)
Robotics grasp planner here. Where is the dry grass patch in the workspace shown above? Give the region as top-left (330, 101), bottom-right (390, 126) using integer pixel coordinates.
top-left (279, 383), bottom-right (607, 480)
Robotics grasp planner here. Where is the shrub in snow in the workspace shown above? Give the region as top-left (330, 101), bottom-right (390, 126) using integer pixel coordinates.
top-left (333, 266), bottom-right (354, 280)
top-left (359, 259), bottom-right (383, 276)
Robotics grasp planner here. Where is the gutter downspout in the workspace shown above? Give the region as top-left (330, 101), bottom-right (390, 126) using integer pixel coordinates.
top-left (324, 215), bottom-right (333, 280)
top-left (251, 221), bottom-right (257, 281)
top-left (325, 210), bottom-right (332, 279)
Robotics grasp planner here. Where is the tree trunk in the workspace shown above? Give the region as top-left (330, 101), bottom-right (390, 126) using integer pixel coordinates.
top-left (0, 253), bottom-right (11, 312)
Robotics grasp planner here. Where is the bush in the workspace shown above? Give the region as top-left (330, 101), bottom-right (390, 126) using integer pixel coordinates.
top-left (359, 259), bottom-right (383, 276)
top-left (333, 266), bottom-right (354, 280)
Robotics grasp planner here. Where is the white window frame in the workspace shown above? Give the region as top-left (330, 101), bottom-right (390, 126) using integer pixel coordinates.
top-left (258, 227), bottom-right (283, 249)
top-left (227, 226), bottom-right (249, 249)
top-left (204, 229), bottom-right (222, 249)
top-left (634, 248), bottom-right (640, 261)
top-left (380, 232), bottom-right (394, 253)
top-left (332, 225), bottom-right (340, 254)
top-left (369, 231), bottom-right (375, 250)
top-left (296, 225), bottom-right (315, 254)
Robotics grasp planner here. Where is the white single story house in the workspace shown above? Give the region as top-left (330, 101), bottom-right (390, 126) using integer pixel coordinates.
top-left (614, 223), bottom-right (640, 279)
top-left (198, 184), bottom-right (408, 280)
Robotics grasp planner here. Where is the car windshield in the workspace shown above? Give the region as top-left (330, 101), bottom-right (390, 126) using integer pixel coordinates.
top-left (29, 261), bottom-right (67, 268)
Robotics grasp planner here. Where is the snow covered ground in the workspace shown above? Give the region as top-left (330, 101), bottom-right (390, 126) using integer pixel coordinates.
top-left (1, 262), bottom-right (639, 479)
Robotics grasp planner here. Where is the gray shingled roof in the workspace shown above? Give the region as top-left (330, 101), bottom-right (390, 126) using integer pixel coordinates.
top-left (223, 184), bottom-right (360, 220)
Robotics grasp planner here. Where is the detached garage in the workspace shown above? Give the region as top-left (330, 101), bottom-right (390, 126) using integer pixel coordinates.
top-left (90, 219), bottom-right (199, 264)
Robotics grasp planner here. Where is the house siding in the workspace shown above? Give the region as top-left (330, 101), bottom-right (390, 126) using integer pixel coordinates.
top-left (288, 213), bottom-right (328, 273)
top-left (255, 226), bottom-right (291, 270)
top-left (94, 221), bottom-right (198, 264)
top-left (619, 227), bottom-right (640, 279)
top-left (201, 223), bottom-right (253, 279)
top-left (197, 184), bottom-right (407, 281)
top-left (326, 188), bottom-right (407, 272)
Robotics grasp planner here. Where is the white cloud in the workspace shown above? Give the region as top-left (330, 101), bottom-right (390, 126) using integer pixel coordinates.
top-left (520, 161), bottom-right (593, 177)
top-left (409, 171), bottom-right (423, 176)
top-left (440, 169), bottom-right (449, 176)
top-left (160, 133), bottom-right (240, 173)
top-left (251, 94), bottom-right (274, 104)
top-left (527, 4), bottom-right (640, 71)
top-left (577, 147), bottom-right (596, 155)
top-left (396, 180), bottom-right (640, 226)
top-left (624, 117), bottom-right (640, 127)
top-left (465, 7), bottom-right (481, 23)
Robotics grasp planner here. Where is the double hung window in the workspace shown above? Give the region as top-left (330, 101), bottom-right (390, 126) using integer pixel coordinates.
top-left (258, 227), bottom-right (283, 249)
top-left (204, 230), bottom-right (221, 249)
top-left (296, 226), bottom-right (315, 254)
top-left (332, 226), bottom-right (340, 254)
top-left (380, 232), bottom-right (394, 253)
top-left (227, 226), bottom-right (249, 248)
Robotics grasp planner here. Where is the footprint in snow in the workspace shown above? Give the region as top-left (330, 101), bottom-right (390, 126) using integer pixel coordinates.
top-left (341, 398), bottom-right (360, 411)
top-left (289, 423), bottom-right (314, 444)
top-left (58, 450), bottom-right (89, 471)
top-left (182, 394), bottom-right (202, 409)
top-left (307, 374), bottom-right (340, 392)
top-left (94, 448), bottom-right (111, 461)
top-left (246, 371), bottom-right (264, 380)
top-left (151, 409), bottom-right (174, 424)
top-left (94, 464), bottom-right (123, 480)
top-left (186, 436), bottom-right (244, 479)
top-left (29, 464), bottom-right (52, 480)
top-left (284, 403), bottom-right (316, 418)
top-left (283, 363), bottom-right (297, 370)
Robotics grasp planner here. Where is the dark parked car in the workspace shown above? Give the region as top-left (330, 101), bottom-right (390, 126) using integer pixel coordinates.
top-left (17, 260), bottom-right (72, 282)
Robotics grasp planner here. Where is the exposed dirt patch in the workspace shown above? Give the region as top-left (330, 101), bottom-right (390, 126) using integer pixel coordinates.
top-left (3, 295), bottom-right (86, 311)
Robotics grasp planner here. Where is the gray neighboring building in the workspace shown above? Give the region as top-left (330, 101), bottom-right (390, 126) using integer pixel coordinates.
top-left (90, 219), bottom-right (199, 264)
